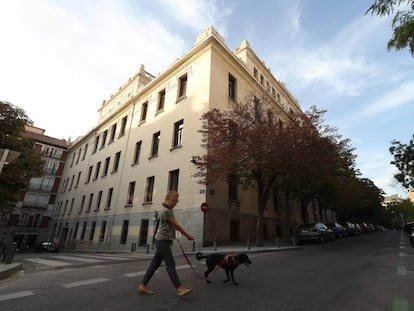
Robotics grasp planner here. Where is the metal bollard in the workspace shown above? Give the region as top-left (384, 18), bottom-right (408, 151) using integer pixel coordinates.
top-left (247, 239), bottom-right (251, 250)
top-left (192, 241), bottom-right (195, 252)
top-left (275, 237), bottom-right (280, 248)
top-left (213, 239), bottom-right (217, 251)
top-left (146, 244), bottom-right (150, 254)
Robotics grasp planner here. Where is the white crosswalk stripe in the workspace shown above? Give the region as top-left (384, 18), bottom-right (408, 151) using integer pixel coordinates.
top-left (23, 253), bottom-right (135, 268)
top-left (25, 258), bottom-right (72, 267)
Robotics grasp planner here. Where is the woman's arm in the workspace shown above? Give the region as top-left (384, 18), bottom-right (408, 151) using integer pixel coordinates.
top-left (169, 217), bottom-right (193, 240)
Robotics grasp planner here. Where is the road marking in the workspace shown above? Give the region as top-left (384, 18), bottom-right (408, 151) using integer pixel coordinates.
top-left (397, 266), bottom-right (407, 276)
top-left (25, 258), bottom-right (72, 267)
top-left (62, 277), bottom-right (109, 288)
top-left (124, 271), bottom-right (159, 277)
top-left (54, 255), bottom-right (104, 263)
top-left (0, 290), bottom-right (34, 302)
top-left (393, 299), bottom-right (409, 311)
top-left (77, 254), bottom-right (130, 261)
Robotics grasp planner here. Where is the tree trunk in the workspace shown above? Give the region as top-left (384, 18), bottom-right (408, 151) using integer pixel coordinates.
top-left (255, 180), bottom-right (266, 247)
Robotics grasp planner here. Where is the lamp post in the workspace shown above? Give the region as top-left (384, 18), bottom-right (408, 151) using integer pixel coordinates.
top-left (0, 148), bottom-right (21, 174)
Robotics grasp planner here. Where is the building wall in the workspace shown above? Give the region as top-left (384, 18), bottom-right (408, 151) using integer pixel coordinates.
top-left (52, 27), bottom-right (329, 251)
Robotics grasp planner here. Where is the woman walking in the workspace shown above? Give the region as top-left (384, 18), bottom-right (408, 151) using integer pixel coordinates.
top-left (138, 191), bottom-right (194, 297)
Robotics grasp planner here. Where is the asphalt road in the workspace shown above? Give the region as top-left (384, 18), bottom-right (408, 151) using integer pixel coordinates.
top-left (0, 230), bottom-right (412, 311)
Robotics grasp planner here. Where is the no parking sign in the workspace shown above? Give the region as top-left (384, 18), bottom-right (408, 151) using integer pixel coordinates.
top-left (200, 202), bottom-right (209, 213)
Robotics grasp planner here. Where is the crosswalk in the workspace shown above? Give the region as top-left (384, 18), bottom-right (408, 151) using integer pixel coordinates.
top-left (23, 253), bottom-right (134, 268)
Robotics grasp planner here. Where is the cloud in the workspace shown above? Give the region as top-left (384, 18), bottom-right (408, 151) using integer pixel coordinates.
top-left (359, 80), bottom-right (414, 117)
top-left (157, 0), bottom-right (232, 36)
top-left (0, 0), bottom-right (187, 139)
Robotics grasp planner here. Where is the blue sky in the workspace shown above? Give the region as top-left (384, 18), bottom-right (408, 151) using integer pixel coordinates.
top-left (1, 0), bottom-right (413, 198)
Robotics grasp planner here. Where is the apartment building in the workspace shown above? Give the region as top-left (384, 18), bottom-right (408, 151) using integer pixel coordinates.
top-left (51, 27), bottom-right (332, 252)
top-left (0, 125), bottom-right (68, 249)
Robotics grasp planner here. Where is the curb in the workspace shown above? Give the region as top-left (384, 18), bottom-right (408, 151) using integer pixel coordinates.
top-left (0, 263), bottom-right (22, 281)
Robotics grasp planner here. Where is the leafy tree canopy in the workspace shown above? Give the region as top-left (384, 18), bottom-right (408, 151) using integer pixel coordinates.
top-left (0, 101), bottom-right (44, 210)
top-left (389, 134), bottom-right (414, 189)
top-left (366, 0), bottom-right (414, 56)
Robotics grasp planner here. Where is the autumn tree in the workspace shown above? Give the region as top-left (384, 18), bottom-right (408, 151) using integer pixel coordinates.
top-left (0, 101), bottom-right (44, 210)
top-left (366, 0), bottom-right (414, 56)
top-left (195, 93), bottom-right (288, 246)
top-left (389, 134), bottom-right (414, 189)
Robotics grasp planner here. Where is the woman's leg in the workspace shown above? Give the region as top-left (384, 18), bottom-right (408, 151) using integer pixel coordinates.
top-left (141, 244), bottom-right (163, 286)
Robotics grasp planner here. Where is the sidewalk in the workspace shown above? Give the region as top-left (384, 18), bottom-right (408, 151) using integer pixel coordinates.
top-left (0, 243), bottom-right (300, 281)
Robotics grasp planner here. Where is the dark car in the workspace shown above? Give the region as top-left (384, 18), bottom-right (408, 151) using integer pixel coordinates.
top-left (326, 222), bottom-right (348, 238)
top-left (410, 232), bottom-right (414, 247)
top-left (296, 223), bottom-right (335, 244)
top-left (404, 222), bottom-right (414, 233)
top-left (37, 241), bottom-right (58, 252)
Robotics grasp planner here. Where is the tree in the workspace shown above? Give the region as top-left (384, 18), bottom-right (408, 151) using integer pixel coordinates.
top-left (389, 134), bottom-right (414, 189)
top-left (366, 0), bottom-right (414, 56)
top-left (0, 101), bottom-right (44, 210)
top-left (196, 93), bottom-right (289, 246)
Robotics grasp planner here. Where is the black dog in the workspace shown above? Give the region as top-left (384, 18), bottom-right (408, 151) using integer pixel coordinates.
top-left (196, 252), bottom-right (252, 285)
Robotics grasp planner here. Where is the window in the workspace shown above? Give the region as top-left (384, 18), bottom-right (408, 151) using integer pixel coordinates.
top-left (79, 195), bottom-right (86, 213)
top-left (62, 200), bottom-right (68, 216)
top-left (99, 221), bottom-right (107, 242)
top-left (168, 169), bottom-right (179, 191)
top-left (120, 116), bottom-right (127, 137)
top-left (110, 123), bottom-right (117, 143)
top-left (73, 222), bottom-right (79, 239)
top-left (228, 74), bottom-right (237, 101)
top-left (157, 89), bottom-right (166, 112)
top-left (133, 141), bottom-right (142, 164)
top-left (95, 191), bottom-right (102, 210)
top-left (228, 175), bottom-right (238, 201)
top-left (113, 151), bottom-right (121, 172)
top-left (86, 166), bottom-right (93, 183)
top-left (93, 136), bottom-right (100, 153)
top-left (70, 153), bottom-right (75, 167)
top-left (68, 198), bottom-right (74, 215)
top-left (120, 220), bottom-right (129, 245)
top-left (75, 172), bottom-right (81, 188)
top-left (87, 193), bottom-right (93, 212)
top-left (76, 148), bottom-right (81, 164)
top-left (80, 222), bottom-right (87, 240)
top-left (103, 157), bottom-right (110, 176)
top-left (140, 101), bottom-right (148, 123)
top-left (106, 188), bottom-right (113, 209)
top-left (144, 176), bottom-right (155, 203)
top-left (101, 130), bottom-right (108, 149)
top-left (260, 74), bottom-right (264, 86)
top-left (253, 67), bottom-right (258, 79)
top-left (89, 221), bottom-right (96, 241)
top-left (172, 120), bottom-right (184, 148)
top-left (82, 144), bottom-right (88, 160)
top-left (177, 74), bottom-right (187, 100)
top-left (94, 162), bottom-right (101, 180)
top-left (150, 131), bottom-right (160, 157)
top-left (126, 181), bottom-right (135, 206)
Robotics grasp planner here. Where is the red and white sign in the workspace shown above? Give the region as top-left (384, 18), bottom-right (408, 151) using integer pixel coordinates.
top-left (200, 202), bottom-right (209, 213)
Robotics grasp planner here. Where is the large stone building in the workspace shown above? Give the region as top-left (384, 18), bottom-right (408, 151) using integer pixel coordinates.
top-left (0, 125), bottom-right (68, 250)
top-left (51, 27), bottom-right (334, 252)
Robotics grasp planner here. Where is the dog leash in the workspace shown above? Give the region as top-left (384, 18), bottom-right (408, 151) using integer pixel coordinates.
top-left (175, 238), bottom-right (207, 281)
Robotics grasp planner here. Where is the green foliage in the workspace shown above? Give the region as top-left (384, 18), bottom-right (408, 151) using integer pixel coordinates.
top-left (0, 101), bottom-right (44, 210)
top-left (366, 0), bottom-right (414, 56)
top-left (389, 134), bottom-right (414, 189)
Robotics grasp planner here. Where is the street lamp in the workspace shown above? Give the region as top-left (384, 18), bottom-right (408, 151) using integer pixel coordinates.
top-left (0, 148), bottom-right (21, 174)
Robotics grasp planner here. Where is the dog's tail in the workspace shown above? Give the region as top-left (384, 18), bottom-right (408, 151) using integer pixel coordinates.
top-left (196, 252), bottom-right (207, 260)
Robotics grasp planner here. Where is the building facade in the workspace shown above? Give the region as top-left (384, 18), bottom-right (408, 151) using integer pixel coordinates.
top-left (0, 125), bottom-right (68, 250)
top-left (51, 27), bottom-right (334, 252)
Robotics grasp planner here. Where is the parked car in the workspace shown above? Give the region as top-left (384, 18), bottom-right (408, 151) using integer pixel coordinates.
top-left (404, 222), bottom-right (414, 233)
top-left (37, 241), bottom-right (58, 252)
top-left (343, 222), bottom-right (357, 236)
top-left (410, 232), bottom-right (414, 247)
top-left (326, 222), bottom-right (348, 238)
top-left (296, 223), bottom-right (335, 244)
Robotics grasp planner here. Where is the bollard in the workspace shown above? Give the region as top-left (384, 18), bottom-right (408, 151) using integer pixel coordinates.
top-left (275, 237), bottom-right (280, 248)
top-left (5, 244), bottom-right (15, 264)
top-left (291, 237), bottom-right (296, 246)
top-left (247, 239), bottom-right (251, 250)
top-left (192, 241), bottom-right (195, 252)
top-left (213, 239), bottom-right (217, 251)
top-left (146, 244), bottom-right (150, 254)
